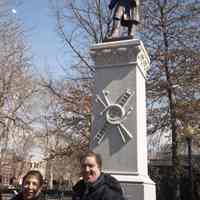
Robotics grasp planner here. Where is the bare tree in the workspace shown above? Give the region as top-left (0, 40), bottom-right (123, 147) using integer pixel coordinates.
top-left (31, 77), bottom-right (91, 183)
top-left (33, 1), bottom-right (107, 181)
top-left (0, 2), bottom-right (39, 176)
top-left (141, 0), bottom-right (200, 199)
top-left (49, 0), bottom-right (112, 77)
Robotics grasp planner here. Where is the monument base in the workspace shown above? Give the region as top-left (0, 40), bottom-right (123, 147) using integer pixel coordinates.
top-left (112, 174), bottom-right (156, 200)
top-left (90, 39), bottom-right (156, 200)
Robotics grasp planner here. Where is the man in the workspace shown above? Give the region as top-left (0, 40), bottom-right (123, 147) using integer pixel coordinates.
top-left (108, 0), bottom-right (139, 38)
top-left (72, 151), bottom-right (125, 200)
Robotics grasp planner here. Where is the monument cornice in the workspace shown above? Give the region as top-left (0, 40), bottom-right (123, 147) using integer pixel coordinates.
top-left (90, 39), bottom-right (150, 78)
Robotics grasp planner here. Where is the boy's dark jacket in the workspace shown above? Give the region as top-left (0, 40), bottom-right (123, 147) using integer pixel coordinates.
top-left (10, 192), bottom-right (44, 200)
top-left (72, 173), bottom-right (125, 200)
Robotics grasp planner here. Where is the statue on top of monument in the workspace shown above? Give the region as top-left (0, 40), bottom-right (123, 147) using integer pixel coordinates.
top-left (108, 0), bottom-right (140, 39)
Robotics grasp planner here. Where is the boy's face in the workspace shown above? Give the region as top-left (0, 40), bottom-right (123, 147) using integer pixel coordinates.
top-left (22, 175), bottom-right (41, 200)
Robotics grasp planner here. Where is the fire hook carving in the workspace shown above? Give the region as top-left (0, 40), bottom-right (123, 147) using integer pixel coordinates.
top-left (94, 89), bottom-right (134, 144)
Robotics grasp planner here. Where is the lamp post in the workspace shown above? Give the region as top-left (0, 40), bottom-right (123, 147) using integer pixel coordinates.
top-left (183, 125), bottom-right (195, 200)
top-left (186, 136), bottom-right (193, 200)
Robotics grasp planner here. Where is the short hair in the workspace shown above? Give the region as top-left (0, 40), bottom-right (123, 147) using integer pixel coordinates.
top-left (80, 151), bottom-right (102, 169)
top-left (22, 170), bottom-right (43, 186)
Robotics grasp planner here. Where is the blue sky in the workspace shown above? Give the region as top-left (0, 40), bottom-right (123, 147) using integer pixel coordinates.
top-left (9, 0), bottom-right (70, 160)
top-left (11, 0), bottom-right (66, 77)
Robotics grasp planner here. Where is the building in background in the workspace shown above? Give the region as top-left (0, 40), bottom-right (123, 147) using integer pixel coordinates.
top-left (0, 149), bottom-right (47, 186)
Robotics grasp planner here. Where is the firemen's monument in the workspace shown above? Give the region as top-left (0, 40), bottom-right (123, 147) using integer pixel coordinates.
top-left (89, 0), bottom-right (156, 200)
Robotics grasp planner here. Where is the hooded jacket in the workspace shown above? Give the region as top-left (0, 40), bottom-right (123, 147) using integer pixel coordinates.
top-left (72, 173), bottom-right (126, 200)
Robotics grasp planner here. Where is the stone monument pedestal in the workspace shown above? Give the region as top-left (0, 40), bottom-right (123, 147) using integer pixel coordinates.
top-left (90, 39), bottom-right (156, 200)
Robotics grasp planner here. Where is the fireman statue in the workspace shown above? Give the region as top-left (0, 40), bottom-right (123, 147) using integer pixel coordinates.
top-left (108, 0), bottom-right (140, 38)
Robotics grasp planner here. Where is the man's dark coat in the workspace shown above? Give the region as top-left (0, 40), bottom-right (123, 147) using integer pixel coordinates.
top-left (72, 173), bottom-right (125, 200)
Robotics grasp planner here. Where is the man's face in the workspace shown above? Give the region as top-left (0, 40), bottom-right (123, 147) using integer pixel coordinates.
top-left (22, 175), bottom-right (41, 200)
top-left (81, 156), bottom-right (101, 183)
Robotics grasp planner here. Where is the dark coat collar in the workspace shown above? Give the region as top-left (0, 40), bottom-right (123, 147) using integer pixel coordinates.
top-left (73, 173), bottom-right (123, 194)
top-left (11, 192), bottom-right (43, 200)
